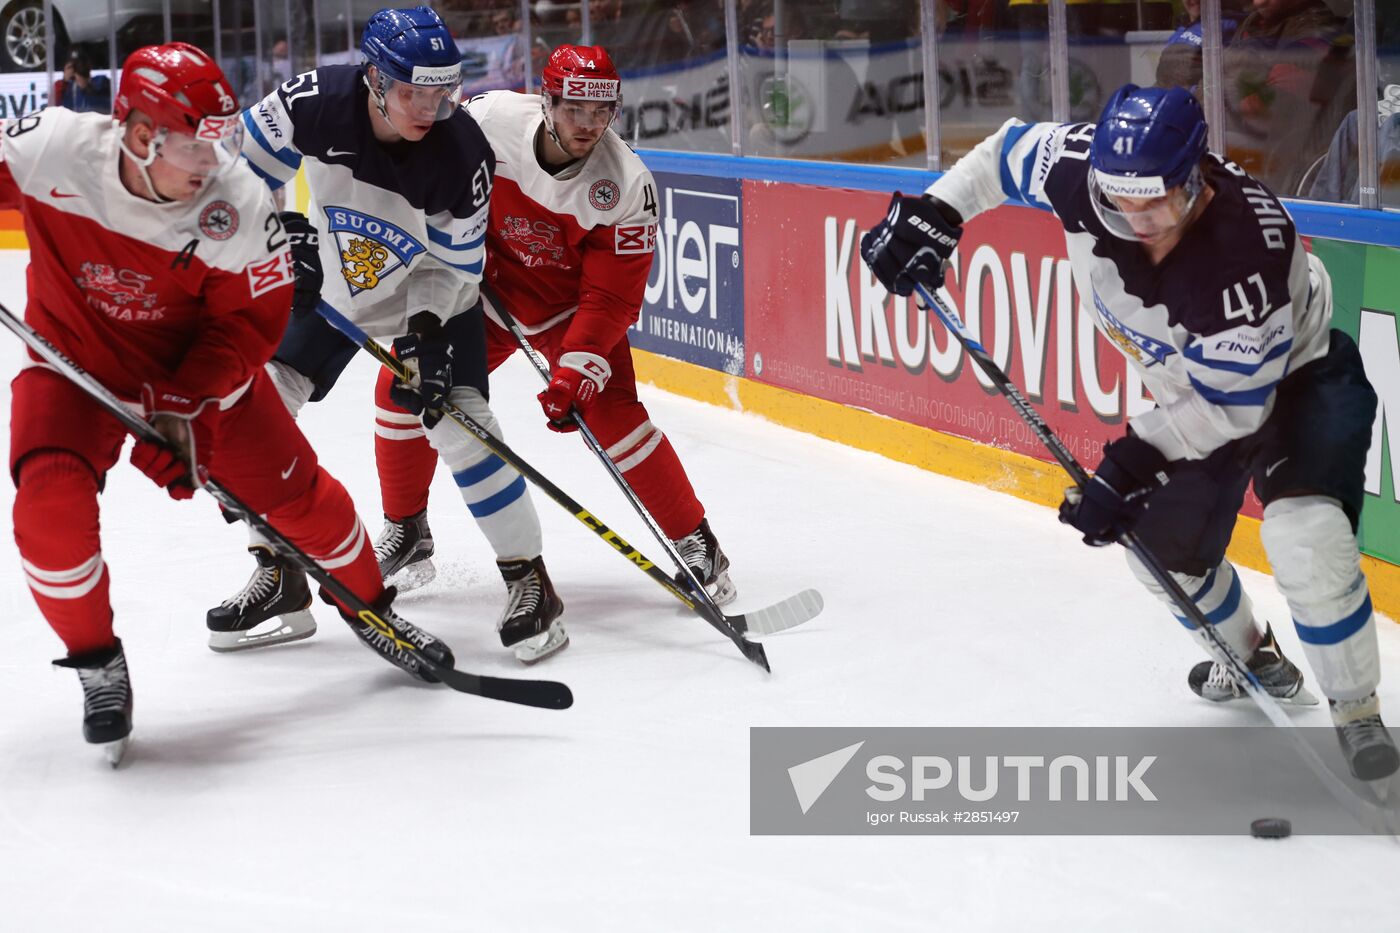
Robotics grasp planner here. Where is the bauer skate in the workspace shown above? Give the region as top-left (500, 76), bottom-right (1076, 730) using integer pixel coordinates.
top-left (1331, 693), bottom-right (1400, 782)
top-left (671, 517), bottom-right (736, 607)
top-left (497, 557), bottom-right (566, 664)
top-left (206, 545), bottom-right (317, 652)
top-left (1187, 625), bottom-right (1318, 706)
top-left (53, 638), bottom-right (132, 767)
top-left (373, 509), bottom-right (437, 593)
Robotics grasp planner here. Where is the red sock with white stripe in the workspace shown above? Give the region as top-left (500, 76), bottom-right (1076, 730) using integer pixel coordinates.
top-left (265, 466), bottom-right (384, 611)
top-left (12, 452), bottom-right (114, 655)
top-left (374, 368), bottom-right (437, 522)
top-left (604, 421), bottom-right (704, 539)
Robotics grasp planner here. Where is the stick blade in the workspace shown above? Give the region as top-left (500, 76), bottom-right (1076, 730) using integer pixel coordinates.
top-left (437, 666), bottom-right (574, 710)
top-left (738, 589), bottom-right (825, 638)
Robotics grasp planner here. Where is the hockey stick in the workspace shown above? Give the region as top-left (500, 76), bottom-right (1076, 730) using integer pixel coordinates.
top-left (318, 302), bottom-right (817, 673)
top-left (483, 284), bottom-right (822, 638)
top-left (911, 281), bottom-right (1398, 829)
top-left (0, 303), bottom-right (573, 711)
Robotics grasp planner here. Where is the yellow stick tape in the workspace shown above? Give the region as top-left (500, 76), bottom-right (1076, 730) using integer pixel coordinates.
top-left (632, 349), bottom-right (1400, 622)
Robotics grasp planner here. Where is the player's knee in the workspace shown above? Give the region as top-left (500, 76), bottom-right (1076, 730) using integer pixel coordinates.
top-left (426, 387), bottom-right (501, 457)
top-left (13, 450), bottom-right (99, 546)
top-left (1122, 549), bottom-right (1210, 600)
top-left (1261, 495), bottom-right (1360, 607)
top-left (265, 359), bottom-right (316, 416)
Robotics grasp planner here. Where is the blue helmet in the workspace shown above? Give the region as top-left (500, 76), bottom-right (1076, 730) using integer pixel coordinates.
top-left (361, 7), bottom-right (460, 83)
top-left (361, 7), bottom-right (463, 126)
top-left (1088, 84), bottom-right (1209, 241)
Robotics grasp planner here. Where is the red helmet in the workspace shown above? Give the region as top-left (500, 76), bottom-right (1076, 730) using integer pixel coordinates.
top-left (541, 45), bottom-right (621, 103)
top-left (115, 42), bottom-right (240, 137)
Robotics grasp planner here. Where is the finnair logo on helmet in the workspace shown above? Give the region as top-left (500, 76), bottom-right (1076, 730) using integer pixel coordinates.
top-left (1093, 170), bottom-right (1167, 198)
top-left (563, 77), bottom-right (619, 101)
top-left (410, 63), bottom-right (462, 87)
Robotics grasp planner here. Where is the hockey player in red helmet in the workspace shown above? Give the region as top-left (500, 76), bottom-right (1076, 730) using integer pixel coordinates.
top-left (373, 44), bottom-right (738, 664)
top-left (0, 41), bottom-right (453, 764)
top-left (539, 44), bottom-right (621, 160)
top-left (112, 42), bottom-right (245, 201)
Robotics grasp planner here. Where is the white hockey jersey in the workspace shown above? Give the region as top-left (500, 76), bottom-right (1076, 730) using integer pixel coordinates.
top-left (466, 90), bottom-right (658, 356)
top-left (927, 118), bottom-right (1332, 462)
top-left (239, 65), bottom-right (493, 341)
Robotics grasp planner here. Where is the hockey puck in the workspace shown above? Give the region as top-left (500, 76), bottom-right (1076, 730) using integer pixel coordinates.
top-left (1249, 818), bottom-right (1292, 839)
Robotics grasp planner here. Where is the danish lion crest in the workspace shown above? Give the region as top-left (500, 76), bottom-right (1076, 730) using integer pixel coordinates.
top-left (501, 216), bottom-right (565, 262)
top-left (341, 237), bottom-right (390, 291)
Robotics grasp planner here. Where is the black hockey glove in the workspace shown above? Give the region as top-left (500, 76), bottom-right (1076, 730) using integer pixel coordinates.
top-left (860, 192), bottom-right (962, 297)
top-left (278, 211), bottom-right (323, 319)
top-left (390, 313), bottom-right (453, 430)
top-left (1058, 434), bottom-right (1170, 547)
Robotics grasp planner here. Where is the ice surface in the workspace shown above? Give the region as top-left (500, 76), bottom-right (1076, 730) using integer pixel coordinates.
top-left (0, 253), bottom-right (1396, 930)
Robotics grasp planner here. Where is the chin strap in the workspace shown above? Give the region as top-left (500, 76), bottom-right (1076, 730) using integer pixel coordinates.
top-left (540, 96), bottom-right (567, 154)
top-left (364, 70), bottom-right (394, 127)
top-left (116, 127), bottom-right (172, 203)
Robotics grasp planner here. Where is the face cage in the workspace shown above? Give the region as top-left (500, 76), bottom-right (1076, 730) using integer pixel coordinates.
top-left (1088, 165), bottom-right (1204, 242)
top-left (372, 71), bottom-right (464, 125)
top-left (151, 123), bottom-right (246, 177)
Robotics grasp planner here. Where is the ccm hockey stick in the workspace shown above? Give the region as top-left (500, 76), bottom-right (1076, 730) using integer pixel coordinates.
top-left (911, 282), bottom-right (1398, 830)
top-left (320, 302), bottom-right (821, 673)
top-left (0, 303), bottom-right (573, 711)
top-left (484, 285), bottom-right (823, 638)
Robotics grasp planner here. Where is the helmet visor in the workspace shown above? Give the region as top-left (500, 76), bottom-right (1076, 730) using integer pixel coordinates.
top-left (380, 68), bottom-right (464, 124)
top-left (154, 115), bottom-right (244, 177)
top-left (549, 98), bottom-right (619, 130)
top-left (1088, 167), bottom-right (1202, 242)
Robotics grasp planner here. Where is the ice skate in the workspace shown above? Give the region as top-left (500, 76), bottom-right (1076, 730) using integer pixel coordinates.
top-left (373, 509), bottom-right (437, 593)
top-left (1330, 693), bottom-right (1400, 782)
top-left (53, 638), bottom-right (133, 767)
top-left (497, 557), bottom-right (566, 664)
top-left (206, 546), bottom-right (317, 652)
top-left (343, 587), bottom-right (454, 682)
top-left (671, 517), bottom-right (736, 607)
top-left (1187, 625), bottom-right (1318, 706)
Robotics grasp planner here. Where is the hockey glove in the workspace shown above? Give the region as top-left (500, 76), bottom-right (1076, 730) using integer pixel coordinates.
top-left (860, 192), bottom-right (962, 297)
top-left (1058, 434), bottom-right (1170, 547)
top-left (390, 315), bottom-right (453, 430)
top-left (537, 351), bottom-right (611, 433)
top-left (130, 384), bottom-right (217, 500)
top-left (279, 211), bottom-right (323, 319)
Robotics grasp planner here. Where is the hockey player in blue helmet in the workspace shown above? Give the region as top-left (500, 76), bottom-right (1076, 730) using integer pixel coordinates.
top-left (862, 84), bottom-right (1398, 783)
top-left (360, 5), bottom-right (464, 141)
top-left (224, 8), bottom-right (559, 661)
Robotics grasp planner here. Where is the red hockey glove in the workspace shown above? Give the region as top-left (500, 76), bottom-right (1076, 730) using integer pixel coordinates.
top-left (130, 384), bottom-right (217, 500)
top-left (537, 351), bottom-right (611, 433)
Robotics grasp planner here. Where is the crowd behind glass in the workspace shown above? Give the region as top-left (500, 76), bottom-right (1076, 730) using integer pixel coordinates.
top-left (9, 0), bottom-right (1398, 208)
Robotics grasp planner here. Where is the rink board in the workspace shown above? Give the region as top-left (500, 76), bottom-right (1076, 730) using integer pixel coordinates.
top-left (627, 157), bottom-right (1400, 618)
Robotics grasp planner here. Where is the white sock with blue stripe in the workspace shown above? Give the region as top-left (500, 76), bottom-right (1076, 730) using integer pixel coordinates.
top-left (1125, 552), bottom-right (1263, 660)
top-left (1261, 495), bottom-right (1379, 701)
top-left (425, 387), bottom-right (542, 561)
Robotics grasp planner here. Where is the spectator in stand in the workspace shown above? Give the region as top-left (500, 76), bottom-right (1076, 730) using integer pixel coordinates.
top-left (1223, 0), bottom-right (1355, 195)
top-left (1155, 0), bottom-right (1246, 91)
top-left (50, 51), bottom-right (111, 114)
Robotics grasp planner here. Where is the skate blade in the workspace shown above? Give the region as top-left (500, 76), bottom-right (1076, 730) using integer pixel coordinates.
top-left (384, 558), bottom-right (436, 594)
top-left (515, 628), bottom-right (569, 665)
top-left (103, 736), bottom-right (130, 768)
top-left (208, 611), bottom-right (317, 652)
top-left (1289, 684), bottom-right (1320, 707)
top-left (670, 574), bottom-right (739, 617)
